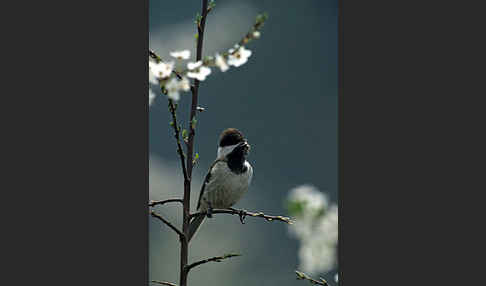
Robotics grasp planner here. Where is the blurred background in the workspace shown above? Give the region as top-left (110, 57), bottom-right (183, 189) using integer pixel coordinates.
top-left (149, 0), bottom-right (338, 285)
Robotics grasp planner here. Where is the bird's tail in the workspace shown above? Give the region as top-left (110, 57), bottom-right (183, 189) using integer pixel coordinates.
top-left (187, 215), bottom-right (205, 242)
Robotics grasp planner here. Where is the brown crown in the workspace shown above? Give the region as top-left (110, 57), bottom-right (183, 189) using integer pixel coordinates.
top-left (219, 128), bottom-right (246, 147)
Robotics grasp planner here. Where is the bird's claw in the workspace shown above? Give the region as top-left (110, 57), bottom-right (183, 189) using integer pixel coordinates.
top-left (228, 208), bottom-right (246, 224)
top-left (238, 210), bottom-right (247, 224)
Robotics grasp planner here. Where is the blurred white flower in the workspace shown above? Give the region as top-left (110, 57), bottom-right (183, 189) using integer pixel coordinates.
top-left (149, 61), bottom-right (174, 79)
top-left (164, 77), bottom-right (191, 101)
top-left (335, 273), bottom-right (338, 283)
top-left (288, 185), bottom-right (329, 215)
top-left (170, 50), bottom-right (191, 60)
top-left (149, 89), bottom-right (156, 106)
top-left (149, 69), bottom-right (158, 85)
top-left (299, 238), bottom-right (336, 275)
top-left (287, 185), bottom-right (338, 275)
top-left (188, 66), bottom-right (211, 81)
top-left (252, 31), bottom-right (261, 38)
top-left (215, 53), bottom-right (229, 72)
top-left (187, 61), bottom-right (203, 70)
top-left (165, 78), bottom-right (182, 101)
top-left (227, 46), bottom-right (252, 67)
top-left (179, 76), bottom-right (191, 91)
top-left (187, 61), bottom-right (211, 81)
top-left (317, 205), bottom-right (338, 243)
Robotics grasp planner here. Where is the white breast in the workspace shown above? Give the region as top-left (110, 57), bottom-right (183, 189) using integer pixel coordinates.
top-left (199, 161), bottom-right (253, 211)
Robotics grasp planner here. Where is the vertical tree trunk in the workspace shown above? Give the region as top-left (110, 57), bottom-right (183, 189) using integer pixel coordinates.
top-left (179, 1), bottom-right (208, 286)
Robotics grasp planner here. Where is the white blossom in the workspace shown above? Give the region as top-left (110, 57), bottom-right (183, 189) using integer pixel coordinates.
top-left (187, 61), bottom-right (203, 70)
top-left (252, 31), bottom-right (261, 38)
top-left (149, 69), bottom-right (158, 85)
top-left (215, 53), bottom-right (229, 72)
top-left (316, 205), bottom-right (338, 243)
top-left (170, 50), bottom-right (191, 60)
top-left (179, 77), bottom-right (191, 91)
top-left (165, 78), bottom-right (182, 101)
top-left (149, 61), bottom-right (174, 79)
top-left (164, 77), bottom-right (191, 101)
top-left (187, 61), bottom-right (211, 81)
top-left (335, 273), bottom-right (338, 283)
top-left (149, 89), bottom-right (156, 106)
top-left (298, 238), bottom-right (336, 275)
top-left (227, 46), bottom-right (252, 67)
top-left (288, 185), bottom-right (329, 212)
top-left (287, 185), bottom-right (338, 275)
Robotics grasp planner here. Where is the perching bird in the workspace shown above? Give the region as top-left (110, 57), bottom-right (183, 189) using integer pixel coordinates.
top-left (187, 128), bottom-right (253, 241)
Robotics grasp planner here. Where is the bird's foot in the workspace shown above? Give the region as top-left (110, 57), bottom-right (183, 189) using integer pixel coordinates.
top-left (229, 208), bottom-right (246, 224)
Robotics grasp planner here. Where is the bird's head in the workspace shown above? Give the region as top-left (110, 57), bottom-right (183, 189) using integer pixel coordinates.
top-left (217, 128), bottom-right (250, 159)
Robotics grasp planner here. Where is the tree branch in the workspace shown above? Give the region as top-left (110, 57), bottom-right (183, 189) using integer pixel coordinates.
top-left (149, 199), bottom-right (184, 207)
top-left (180, 3), bottom-right (209, 286)
top-left (236, 13), bottom-right (268, 47)
top-left (168, 99), bottom-right (189, 182)
top-left (149, 49), bottom-right (161, 61)
top-left (200, 0), bottom-right (214, 21)
top-left (150, 210), bottom-right (185, 239)
top-left (295, 271), bottom-right (329, 286)
top-left (151, 281), bottom-right (177, 286)
top-left (185, 254), bottom-right (240, 273)
top-left (186, 0), bottom-right (208, 173)
top-left (190, 208), bottom-right (293, 224)
top-left (148, 48), bottom-right (190, 182)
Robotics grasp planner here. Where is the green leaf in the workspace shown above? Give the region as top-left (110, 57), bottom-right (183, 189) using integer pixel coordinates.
top-left (191, 118), bottom-right (197, 129)
top-left (194, 12), bottom-right (202, 24)
top-left (192, 153), bottom-right (200, 165)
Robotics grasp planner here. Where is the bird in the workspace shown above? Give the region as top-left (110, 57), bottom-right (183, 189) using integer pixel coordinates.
top-left (187, 128), bottom-right (253, 241)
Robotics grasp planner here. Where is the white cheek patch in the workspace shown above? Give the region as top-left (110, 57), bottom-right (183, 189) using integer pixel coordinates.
top-left (217, 144), bottom-right (239, 159)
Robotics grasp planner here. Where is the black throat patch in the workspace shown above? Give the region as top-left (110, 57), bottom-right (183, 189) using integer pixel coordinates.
top-left (226, 144), bottom-right (248, 174)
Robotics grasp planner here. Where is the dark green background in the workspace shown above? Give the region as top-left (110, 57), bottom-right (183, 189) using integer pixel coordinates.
top-left (149, 0), bottom-right (338, 285)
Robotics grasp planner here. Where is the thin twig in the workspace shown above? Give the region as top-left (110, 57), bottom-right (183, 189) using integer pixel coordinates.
top-left (149, 49), bottom-right (160, 61)
top-left (151, 280), bottom-right (177, 286)
top-left (167, 99), bottom-right (190, 183)
top-left (236, 13), bottom-right (268, 47)
top-left (186, 0), bottom-right (208, 167)
top-left (185, 254), bottom-right (241, 272)
top-left (295, 271), bottom-right (329, 286)
top-left (150, 210), bottom-right (185, 239)
top-left (190, 208), bottom-right (293, 224)
top-left (148, 50), bottom-right (190, 182)
top-left (149, 199), bottom-right (184, 207)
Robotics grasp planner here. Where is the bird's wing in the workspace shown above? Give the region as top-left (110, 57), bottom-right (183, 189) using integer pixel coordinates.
top-left (196, 158), bottom-right (226, 210)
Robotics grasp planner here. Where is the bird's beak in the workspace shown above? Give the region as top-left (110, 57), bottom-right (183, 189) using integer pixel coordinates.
top-left (243, 140), bottom-right (251, 154)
